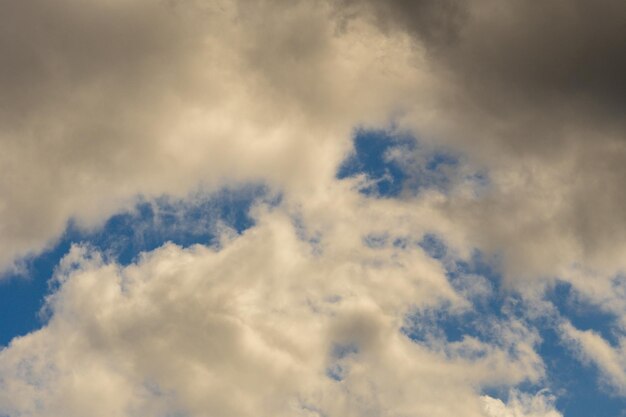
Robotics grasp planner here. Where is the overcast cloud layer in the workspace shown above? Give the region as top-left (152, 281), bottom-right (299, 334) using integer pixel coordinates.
top-left (1, 1), bottom-right (625, 416)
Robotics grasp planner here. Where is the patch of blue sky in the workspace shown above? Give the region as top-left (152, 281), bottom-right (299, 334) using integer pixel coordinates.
top-left (402, 247), bottom-right (510, 348)
top-left (0, 237), bottom-right (71, 347)
top-left (336, 128), bottom-right (461, 198)
top-left (326, 343), bottom-right (359, 382)
top-left (535, 324), bottom-right (626, 417)
top-left (537, 280), bottom-right (626, 416)
top-left (417, 233), bottom-right (448, 259)
top-left (515, 312), bottom-right (626, 417)
top-left (83, 184), bottom-right (269, 264)
top-left (410, 233), bottom-right (626, 417)
top-left (546, 280), bottom-right (621, 346)
top-left (0, 184), bottom-right (269, 347)
top-left (360, 232), bottom-right (502, 346)
top-left (419, 234), bottom-right (503, 312)
top-left (325, 364), bottom-right (345, 382)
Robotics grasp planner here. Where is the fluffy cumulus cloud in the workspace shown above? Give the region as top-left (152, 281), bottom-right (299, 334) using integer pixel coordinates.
top-left (0, 202), bottom-right (553, 417)
top-left (1, 0), bottom-right (625, 416)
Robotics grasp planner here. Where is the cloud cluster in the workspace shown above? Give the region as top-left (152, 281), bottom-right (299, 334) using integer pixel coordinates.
top-left (0, 205), bottom-right (550, 417)
top-left (3, 0), bottom-right (625, 294)
top-left (0, 0), bottom-right (431, 271)
top-left (1, 0), bottom-right (626, 415)
top-left (395, 0), bottom-right (626, 286)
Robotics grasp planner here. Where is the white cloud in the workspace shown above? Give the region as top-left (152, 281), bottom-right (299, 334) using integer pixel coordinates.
top-left (0, 205), bottom-right (545, 416)
top-left (559, 321), bottom-right (626, 394)
top-left (482, 390), bottom-right (562, 417)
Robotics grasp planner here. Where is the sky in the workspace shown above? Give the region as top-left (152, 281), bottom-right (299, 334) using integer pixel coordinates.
top-left (1, 1), bottom-right (626, 416)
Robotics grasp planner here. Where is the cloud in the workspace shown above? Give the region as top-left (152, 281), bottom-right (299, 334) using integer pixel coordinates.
top-left (482, 390), bottom-right (562, 417)
top-left (350, 0), bottom-right (626, 114)
top-left (2, 0), bottom-right (626, 414)
top-left (328, 0), bottom-right (626, 294)
top-left (335, 0), bottom-right (467, 46)
top-left (0, 205), bottom-right (545, 417)
top-left (0, 0), bottom-right (433, 272)
top-left (3, 0), bottom-right (625, 303)
top-left (559, 321), bottom-right (626, 394)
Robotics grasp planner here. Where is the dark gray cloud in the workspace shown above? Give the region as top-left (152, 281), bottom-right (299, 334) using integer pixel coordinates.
top-left (345, 0), bottom-right (626, 115)
top-left (336, 0), bottom-right (467, 45)
top-left (449, 0), bottom-right (626, 123)
top-left (335, 0), bottom-right (626, 283)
